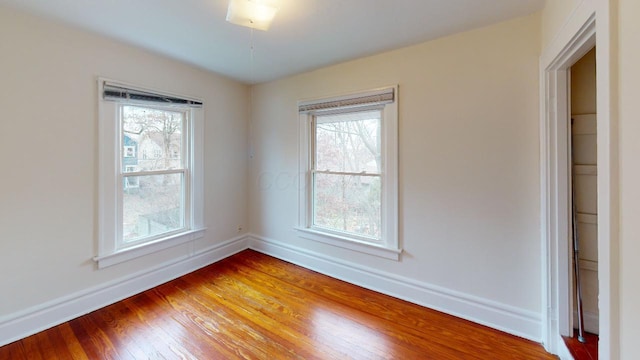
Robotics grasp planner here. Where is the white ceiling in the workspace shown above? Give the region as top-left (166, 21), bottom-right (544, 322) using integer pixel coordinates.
top-left (0, 0), bottom-right (545, 84)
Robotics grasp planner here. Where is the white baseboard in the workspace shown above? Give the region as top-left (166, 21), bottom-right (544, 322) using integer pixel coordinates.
top-left (1, 233), bottom-right (545, 349)
top-left (248, 233), bottom-right (542, 342)
top-left (557, 334), bottom-right (575, 360)
top-left (0, 235), bottom-right (249, 347)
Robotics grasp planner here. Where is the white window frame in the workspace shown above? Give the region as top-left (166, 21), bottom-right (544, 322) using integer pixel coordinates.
top-left (123, 165), bottom-right (139, 189)
top-left (96, 78), bottom-right (205, 268)
top-left (296, 86), bottom-right (401, 260)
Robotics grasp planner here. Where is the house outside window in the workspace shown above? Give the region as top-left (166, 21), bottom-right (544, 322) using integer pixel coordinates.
top-left (297, 86), bottom-right (400, 260)
top-left (120, 105), bottom-right (186, 242)
top-left (123, 146), bottom-right (135, 158)
top-left (97, 79), bottom-right (205, 268)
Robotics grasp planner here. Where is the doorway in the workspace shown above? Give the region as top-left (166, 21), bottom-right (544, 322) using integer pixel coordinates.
top-left (539, 11), bottom-right (600, 358)
top-left (541, 3), bottom-right (615, 358)
top-left (570, 48), bottom-right (599, 335)
top-left (563, 47), bottom-right (599, 359)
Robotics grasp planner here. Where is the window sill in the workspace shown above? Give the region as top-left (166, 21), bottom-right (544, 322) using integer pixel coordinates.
top-left (94, 228), bottom-right (206, 269)
top-left (294, 227), bottom-right (401, 261)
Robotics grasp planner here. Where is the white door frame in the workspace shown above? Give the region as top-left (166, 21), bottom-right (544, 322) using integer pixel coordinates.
top-left (540, 0), bottom-right (615, 358)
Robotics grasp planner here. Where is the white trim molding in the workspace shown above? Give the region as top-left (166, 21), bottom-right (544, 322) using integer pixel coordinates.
top-left (97, 77), bottom-right (206, 268)
top-left (93, 228), bottom-right (207, 269)
top-left (248, 234), bottom-right (542, 342)
top-left (539, 0), bottom-right (615, 357)
top-left (539, 9), bottom-right (597, 351)
top-left (0, 235), bottom-right (249, 348)
top-left (2, 233), bottom-right (546, 348)
top-left (557, 338), bottom-right (575, 360)
top-left (294, 227), bottom-right (401, 260)
top-left (297, 86), bottom-right (400, 258)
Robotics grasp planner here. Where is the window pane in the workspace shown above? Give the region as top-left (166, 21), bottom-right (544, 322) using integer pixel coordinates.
top-left (313, 173), bottom-right (381, 239)
top-left (122, 105), bottom-right (184, 172)
top-left (122, 173), bottom-right (184, 242)
top-left (315, 110), bottom-right (381, 174)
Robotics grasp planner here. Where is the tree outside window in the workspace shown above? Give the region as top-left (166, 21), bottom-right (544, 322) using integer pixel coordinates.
top-left (313, 109), bottom-right (382, 240)
top-left (120, 105), bottom-right (187, 243)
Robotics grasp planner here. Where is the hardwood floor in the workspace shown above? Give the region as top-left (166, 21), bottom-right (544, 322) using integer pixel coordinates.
top-left (0, 250), bottom-right (558, 359)
top-left (563, 330), bottom-right (598, 360)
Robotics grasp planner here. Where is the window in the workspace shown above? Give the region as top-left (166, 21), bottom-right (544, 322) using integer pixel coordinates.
top-left (96, 79), bottom-right (205, 268)
top-left (297, 87), bottom-right (400, 260)
top-left (120, 105), bottom-right (186, 242)
top-left (124, 165), bottom-right (139, 189)
top-left (123, 146), bottom-right (135, 158)
top-left (313, 110), bottom-right (382, 239)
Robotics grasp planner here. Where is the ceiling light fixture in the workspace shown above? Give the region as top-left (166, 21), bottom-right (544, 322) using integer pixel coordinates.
top-left (226, 0), bottom-right (279, 31)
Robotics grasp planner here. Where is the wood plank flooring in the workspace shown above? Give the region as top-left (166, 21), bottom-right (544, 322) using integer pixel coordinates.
top-left (563, 330), bottom-right (598, 360)
top-left (0, 250), bottom-right (558, 359)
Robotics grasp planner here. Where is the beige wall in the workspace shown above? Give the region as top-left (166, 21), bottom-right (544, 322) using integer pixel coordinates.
top-left (8, 1), bottom-right (639, 356)
top-left (0, 7), bottom-right (249, 316)
top-left (250, 13), bottom-right (542, 312)
top-left (572, 48), bottom-right (597, 115)
top-left (618, 0), bottom-right (640, 357)
top-left (541, 0), bottom-right (584, 49)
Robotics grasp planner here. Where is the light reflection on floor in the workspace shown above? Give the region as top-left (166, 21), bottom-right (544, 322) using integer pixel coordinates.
top-left (311, 307), bottom-right (391, 358)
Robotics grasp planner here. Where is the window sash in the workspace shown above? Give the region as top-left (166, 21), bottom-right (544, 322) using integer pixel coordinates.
top-left (116, 103), bottom-right (192, 249)
top-left (309, 108), bottom-right (384, 242)
top-left (311, 170), bottom-right (381, 176)
top-left (312, 111), bottom-right (383, 176)
top-left (132, 170), bottom-right (188, 179)
top-left (119, 105), bottom-right (188, 172)
top-left (121, 173), bottom-right (187, 245)
top-left (118, 171), bottom-right (189, 246)
top-left (310, 172), bottom-right (383, 241)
